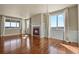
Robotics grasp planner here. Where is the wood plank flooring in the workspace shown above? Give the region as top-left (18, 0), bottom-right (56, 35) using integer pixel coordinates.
top-left (0, 35), bottom-right (79, 54)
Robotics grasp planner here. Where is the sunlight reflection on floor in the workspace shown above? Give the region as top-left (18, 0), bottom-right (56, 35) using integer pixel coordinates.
top-left (60, 43), bottom-right (79, 54)
top-left (26, 37), bottom-right (30, 49)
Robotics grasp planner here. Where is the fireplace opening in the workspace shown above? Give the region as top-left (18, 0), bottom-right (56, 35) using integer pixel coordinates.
top-left (33, 27), bottom-right (40, 36)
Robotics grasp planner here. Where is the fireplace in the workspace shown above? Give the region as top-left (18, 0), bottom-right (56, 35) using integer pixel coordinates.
top-left (33, 27), bottom-right (40, 36)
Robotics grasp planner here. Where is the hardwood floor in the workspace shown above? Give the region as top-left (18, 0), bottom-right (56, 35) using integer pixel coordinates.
top-left (0, 35), bottom-right (79, 54)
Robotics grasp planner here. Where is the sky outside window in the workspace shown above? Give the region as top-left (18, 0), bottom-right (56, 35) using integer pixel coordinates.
top-left (50, 14), bottom-right (64, 27)
top-left (58, 14), bottom-right (64, 27)
top-left (50, 15), bottom-right (57, 27)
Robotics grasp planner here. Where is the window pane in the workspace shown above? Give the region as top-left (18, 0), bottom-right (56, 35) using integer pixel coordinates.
top-left (5, 22), bottom-right (10, 27)
top-left (58, 14), bottom-right (64, 27)
top-left (11, 22), bottom-right (16, 27)
top-left (50, 16), bottom-right (57, 27)
top-left (16, 22), bottom-right (20, 27)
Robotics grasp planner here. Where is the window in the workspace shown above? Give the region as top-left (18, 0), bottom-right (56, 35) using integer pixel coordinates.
top-left (5, 21), bottom-right (10, 27)
top-left (11, 22), bottom-right (16, 27)
top-left (5, 20), bottom-right (20, 28)
top-left (16, 22), bottom-right (20, 27)
top-left (58, 14), bottom-right (64, 27)
top-left (50, 13), bottom-right (64, 28)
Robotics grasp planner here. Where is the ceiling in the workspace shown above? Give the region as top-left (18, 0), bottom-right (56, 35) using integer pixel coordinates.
top-left (0, 4), bottom-right (74, 19)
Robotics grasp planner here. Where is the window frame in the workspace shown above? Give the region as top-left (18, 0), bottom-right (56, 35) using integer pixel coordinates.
top-left (5, 19), bottom-right (20, 28)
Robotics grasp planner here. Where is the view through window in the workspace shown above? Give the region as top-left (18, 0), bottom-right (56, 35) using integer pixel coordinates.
top-left (5, 20), bottom-right (20, 28)
top-left (50, 13), bottom-right (64, 29)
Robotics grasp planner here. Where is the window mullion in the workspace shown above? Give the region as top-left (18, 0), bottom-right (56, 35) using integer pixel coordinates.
top-left (57, 16), bottom-right (58, 28)
top-left (16, 21), bottom-right (17, 28)
top-left (10, 19), bottom-right (11, 28)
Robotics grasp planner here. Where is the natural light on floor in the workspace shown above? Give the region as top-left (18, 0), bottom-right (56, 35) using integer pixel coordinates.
top-left (60, 43), bottom-right (79, 54)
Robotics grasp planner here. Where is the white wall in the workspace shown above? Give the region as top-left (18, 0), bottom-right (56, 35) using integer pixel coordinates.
top-left (25, 19), bottom-right (30, 34)
top-left (43, 14), bottom-right (49, 38)
top-left (66, 5), bottom-right (78, 43)
top-left (21, 19), bottom-right (25, 34)
top-left (31, 14), bottom-right (41, 26)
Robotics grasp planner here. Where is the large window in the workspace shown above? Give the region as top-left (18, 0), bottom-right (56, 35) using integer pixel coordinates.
top-left (50, 14), bottom-right (64, 28)
top-left (5, 20), bottom-right (20, 28)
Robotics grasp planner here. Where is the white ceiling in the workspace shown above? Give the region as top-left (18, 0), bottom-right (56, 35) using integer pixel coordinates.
top-left (0, 4), bottom-right (74, 19)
